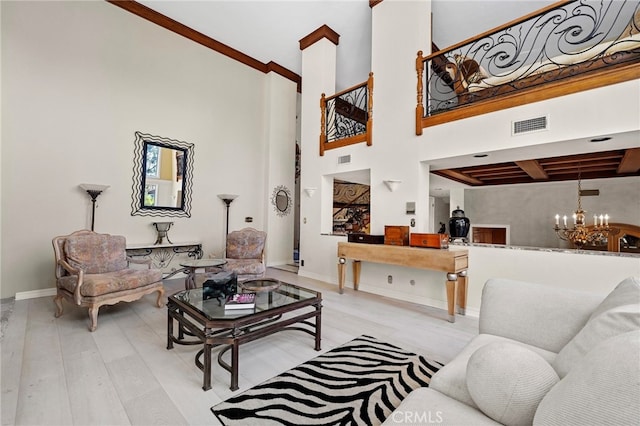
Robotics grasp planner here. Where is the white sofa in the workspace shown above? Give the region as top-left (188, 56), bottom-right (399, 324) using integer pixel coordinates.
top-left (384, 277), bottom-right (640, 426)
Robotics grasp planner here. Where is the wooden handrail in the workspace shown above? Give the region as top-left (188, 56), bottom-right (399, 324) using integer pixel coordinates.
top-left (324, 80), bottom-right (368, 102)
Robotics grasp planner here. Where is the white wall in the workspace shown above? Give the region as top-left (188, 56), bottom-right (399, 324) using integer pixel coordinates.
top-left (465, 176), bottom-right (640, 248)
top-left (0, 1), bottom-right (297, 298)
top-left (264, 72), bottom-right (297, 266)
top-left (297, 0), bottom-right (640, 315)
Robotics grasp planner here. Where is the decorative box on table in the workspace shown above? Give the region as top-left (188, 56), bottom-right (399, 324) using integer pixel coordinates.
top-left (348, 233), bottom-right (385, 244)
top-left (384, 226), bottom-right (410, 246)
top-left (410, 233), bottom-right (449, 249)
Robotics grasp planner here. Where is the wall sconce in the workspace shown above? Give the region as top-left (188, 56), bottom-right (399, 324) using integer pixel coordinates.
top-left (383, 180), bottom-right (402, 192)
top-left (79, 183), bottom-right (110, 231)
top-left (304, 187), bottom-right (317, 198)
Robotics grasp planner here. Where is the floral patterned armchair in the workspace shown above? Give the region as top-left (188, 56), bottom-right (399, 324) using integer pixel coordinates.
top-left (52, 230), bottom-right (164, 331)
top-left (221, 227), bottom-right (267, 282)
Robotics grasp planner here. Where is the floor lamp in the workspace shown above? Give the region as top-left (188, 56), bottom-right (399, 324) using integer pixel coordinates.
top-left (79, 184), bottom-right (110, 231)
top-left (218, 194), bottom-right (238, 255)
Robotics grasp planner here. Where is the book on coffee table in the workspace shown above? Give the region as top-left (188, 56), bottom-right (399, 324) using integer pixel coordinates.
top-left (225, 292), bottom-right (256, 310)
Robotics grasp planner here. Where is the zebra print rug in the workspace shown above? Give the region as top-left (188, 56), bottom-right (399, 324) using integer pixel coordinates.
top-left (211, 335), bottom-right (443, 425)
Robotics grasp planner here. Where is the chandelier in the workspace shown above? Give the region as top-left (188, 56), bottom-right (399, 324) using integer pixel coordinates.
top-left (553, 173), bottom-right (618, 249)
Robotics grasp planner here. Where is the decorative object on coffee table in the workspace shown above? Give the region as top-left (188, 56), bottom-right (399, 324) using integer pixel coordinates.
top-left (203, 271), bottom-right (237, 304)
top-left (239, 278), bottom-right (281, 293)
top-left (153, 221), bottom-right (173, 244)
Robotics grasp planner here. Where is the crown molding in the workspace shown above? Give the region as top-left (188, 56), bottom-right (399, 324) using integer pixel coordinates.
top-left (299, 25), bottom-right (340, 51)
top-left (107, 0), bottom-right (302, 92)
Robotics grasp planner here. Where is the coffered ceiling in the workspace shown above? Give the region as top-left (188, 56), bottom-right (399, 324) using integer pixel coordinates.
top-left (432, 148), bottom-right (640, 187)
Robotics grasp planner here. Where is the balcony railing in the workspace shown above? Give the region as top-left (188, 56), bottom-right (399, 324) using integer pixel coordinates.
top-left (320, 73), bottom-right (373, 156)
top-left (416, 0), bottom-right (640, 133)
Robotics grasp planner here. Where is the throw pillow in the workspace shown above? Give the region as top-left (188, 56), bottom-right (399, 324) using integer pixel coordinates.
top-left (589, 276), bottom-right (640, 319)
top-left (552, 277), bottom-right (640, 378)
top-left (534, 330), bottom-right (640, 426)
top-left (466, 342), bottom-right (559, 426)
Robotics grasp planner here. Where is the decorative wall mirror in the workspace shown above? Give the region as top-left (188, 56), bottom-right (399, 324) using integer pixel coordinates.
top-left (271, 185), bottom-right (292, 217)
top-left (131, 131), bottom-right (194, 217)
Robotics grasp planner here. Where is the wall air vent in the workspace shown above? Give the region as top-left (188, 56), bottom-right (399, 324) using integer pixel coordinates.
top-left (512, 116), bottom-right (549, 135)
top-left (580, 189), bottom-right (600, 197)
top-left (338, 154), bottom-right (351, 165)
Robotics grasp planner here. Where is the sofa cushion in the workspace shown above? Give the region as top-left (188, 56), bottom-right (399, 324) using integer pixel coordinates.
top-left (58, 268), bottom-right (162, 297)
top-left (553, 277), bottom-right (640, 377)
top-left (430, 334), bottom-right (557, 409)
top-left (534, 330), bottom-right (640, 426)
top-left (466, 342), bottom-right (559, 426)
top-left (381, 388), bottom-right (501, 426)
top-left (223, 259), bottom-right (266, 276)
top-left (64, 234), bottom-right (128, 274)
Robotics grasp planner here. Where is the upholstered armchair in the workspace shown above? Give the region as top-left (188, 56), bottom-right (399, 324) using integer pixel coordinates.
top-left (52, 230), bottom-right (165, 331)
top-left (221, 227), bottom-right (267, 282)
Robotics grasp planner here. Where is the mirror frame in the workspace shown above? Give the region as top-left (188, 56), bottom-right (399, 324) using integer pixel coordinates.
top-left (131, 131), bottom-right (194, 218)
top-left (271, 185), bottom-right (292, 217)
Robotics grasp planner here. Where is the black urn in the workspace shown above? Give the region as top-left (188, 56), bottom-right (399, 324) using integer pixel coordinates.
top-left (449, 206), bottom-right (470, 241)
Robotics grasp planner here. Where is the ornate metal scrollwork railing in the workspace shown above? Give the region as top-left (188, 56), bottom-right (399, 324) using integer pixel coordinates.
top-left (320, 73), bottom-right (373, 155)
top-left (416, 0), bottom-right (640, 132)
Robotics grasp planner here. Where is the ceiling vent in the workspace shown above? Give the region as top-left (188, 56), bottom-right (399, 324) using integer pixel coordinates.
top-left (512, 116), bottom-right (549, 135)
top-left (337, 154), bottom-right (351, 165)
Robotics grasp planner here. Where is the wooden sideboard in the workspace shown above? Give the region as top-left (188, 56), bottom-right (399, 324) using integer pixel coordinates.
top-left (337, 242), bottom-right (469, 322)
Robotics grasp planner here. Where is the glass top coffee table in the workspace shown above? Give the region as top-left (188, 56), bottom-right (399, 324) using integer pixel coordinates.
top-left (167, 280), bottom-right (322, 391)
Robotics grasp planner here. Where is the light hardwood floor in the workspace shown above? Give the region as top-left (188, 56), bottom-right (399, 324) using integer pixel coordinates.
top-left (1, 269), bottom-right (478, 425)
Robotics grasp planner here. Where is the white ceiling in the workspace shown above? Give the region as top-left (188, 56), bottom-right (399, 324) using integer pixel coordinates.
top-left (136, 1), bottom-right (638, 196)
top-left (138, 0), bottom-right (554, 91)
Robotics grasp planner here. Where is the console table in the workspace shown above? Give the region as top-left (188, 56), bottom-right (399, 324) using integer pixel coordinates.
top-left (126, 241), bottom-right (203, 275)
top-left (337, 242), bottom-right (469, 322)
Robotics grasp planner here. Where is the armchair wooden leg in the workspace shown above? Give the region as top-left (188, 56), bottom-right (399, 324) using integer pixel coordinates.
top-left (53, 295), bottom-right (64, 318)
top-left (88, 307), bottom-right (99, 332)
top-left (155, 288), bottom-right (165, 308)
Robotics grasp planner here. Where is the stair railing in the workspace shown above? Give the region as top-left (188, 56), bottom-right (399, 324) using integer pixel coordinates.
top-left (320, 72), bottom-right (373, 156)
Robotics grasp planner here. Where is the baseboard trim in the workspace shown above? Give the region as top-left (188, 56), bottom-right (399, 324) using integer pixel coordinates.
top-left (15, 288), bottom-right (57, 301)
